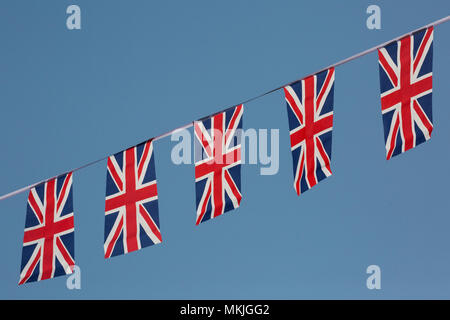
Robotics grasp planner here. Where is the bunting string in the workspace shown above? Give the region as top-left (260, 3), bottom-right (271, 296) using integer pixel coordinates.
top-left (1, 15), bottom-right (449, 202)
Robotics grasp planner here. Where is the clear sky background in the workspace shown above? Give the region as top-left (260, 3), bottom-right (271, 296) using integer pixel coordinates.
top-left (0, 0), bottom-right (449, 299)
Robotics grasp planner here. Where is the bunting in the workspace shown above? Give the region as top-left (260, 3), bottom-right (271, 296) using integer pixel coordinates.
top-left (19, 173), bottom-right (75, 285)
top-left (194, 105), bottom-right (243, 225)
top-left (104, 139), bottom-right (162, 258)
top-left (378, 27), bottom-right (434, 159)
top-left (284, 68), bottom-right (335, 195)
top-left (4, 18), bottom-right (447, 285)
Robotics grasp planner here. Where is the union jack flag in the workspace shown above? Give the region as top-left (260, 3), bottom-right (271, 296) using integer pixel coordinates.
top-left (378, 27), bottom-right (433, 160)
top-left (19, 172), bottom-right (75, 285)
top-left (284, 68), bottom-right (335, 195)
top-left (194, 104), bottom-right (243, 225)
top-left (104, 139), bottom-right (161, 258)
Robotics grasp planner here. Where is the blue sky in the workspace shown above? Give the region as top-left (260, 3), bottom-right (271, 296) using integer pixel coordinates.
top-left (0, 0), bottom-right (449, 299)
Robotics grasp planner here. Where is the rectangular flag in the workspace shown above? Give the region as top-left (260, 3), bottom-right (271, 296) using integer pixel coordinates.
top-left (19, 172), bottom-right (75, 285)
top-left (284, 68), bottom-right (335, 195)
top-left (378, 26), bottom-right (433, 160)
top-left (104, 139), bottom-right (161, 258)
top-left (194, 104), bottom-right (243, 225)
